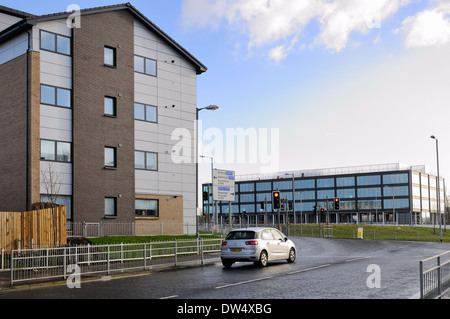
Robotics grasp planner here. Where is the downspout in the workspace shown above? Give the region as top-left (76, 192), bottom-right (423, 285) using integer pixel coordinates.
top-left (25, 28), bottom-right (31, 211)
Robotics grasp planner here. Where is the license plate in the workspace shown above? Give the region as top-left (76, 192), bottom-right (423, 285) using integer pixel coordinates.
top-left (231, 248), bottom-right (242, 252)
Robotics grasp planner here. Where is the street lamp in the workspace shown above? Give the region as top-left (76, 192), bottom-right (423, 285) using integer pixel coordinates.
top-left (431, 135), bottom-right (442, 242)
top-left (195, 105), bottom-right (219, 238)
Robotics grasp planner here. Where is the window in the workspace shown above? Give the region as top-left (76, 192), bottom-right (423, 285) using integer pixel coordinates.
top-left (104, 97), bottom-right (116, 116)
top-left (240, 183), bottom-right (255, 192)
top-left (41, 84), bottom-right (71, 108)
top-left (105, 147), bottom-right (116, 168)
top-left (40, 30), bottom-right (71, 55)
top-left (135, 151), bottom-right (158, 171)
top-left (134, 103), bottom-right (157, 123)
top-left (105, 197), bottom-right (117, 217)
top-left (104, 47), bottom-right (116, 67)
top-left (295, 179), bottom-right (315, 189)
top-left (357, 175), bottom-right (381, 186)
top-left (336, 188), bottom-right (355, 199)
top-left (317, 189), bottom-right (335, 199)
top-left (40, 140), bottom-right (71, 162)
top-left (256, 182), bottom-right (271, 191)
top-left (337, 177), bottom-right (355, 187)
top-left (317, 178), bottom-right (334, 188)
top-left (357, 187), bottom-right (381, 198)
top-left (383, 173), bottom-right (408, 185)
top-left (134, 55), bottom-right (157, 76)
top-left (135, 199), bottom-right (158, 217)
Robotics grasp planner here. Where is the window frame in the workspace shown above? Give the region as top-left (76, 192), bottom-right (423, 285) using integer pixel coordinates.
top-left (104, 96), bottom-right (117, 116)
top-left (135, 199), bottom-right (159, 217)
top-left (135, 150), bottom-right (158, 171)
top-left (40, 139), bottom-right (72, 163)
top-left (104, 147), bottom-right (117, 168)
top-left (104, 46), bottom-right (116, 67)
top-left (105, 197), bottom-right (117, 217)
top-left (134, 55), bottom-right (157, 76)
top-left (40, 84), bottom-right (72, 108)
top-left (40, 30), bottom-right (71, 56)
top-left (134, 103), bottom-right (158, 123)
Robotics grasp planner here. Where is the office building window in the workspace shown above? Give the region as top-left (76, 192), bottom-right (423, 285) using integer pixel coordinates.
top-left (105, 147), bottom-right (116, 168)
top-left (41, 84), bottom-right (71, 108)
top-left (104, 46), bottom-right (116, 67)
top-left (135, 151), bottom-right (158, 171)
top-left (383, 173), bottom-right (409, 185)
top-left (357, 175), bottom-right (381, 186)
top-left (105, 197), bottom-right (117, 216)
top-left (134, 55), bottom-right (157, 76)
top-left (317, 178), bottom-right (334, 188)
top-left (135, 199), bottom-right (159, 217)
top-left (104, 96), bottom-right (116, 116)
top-left (40, 140), bottom-right (71, 163)
top-left (134, 103), bottom-right (157, 122)
top-left (40, 30), bottom-right (71, 55)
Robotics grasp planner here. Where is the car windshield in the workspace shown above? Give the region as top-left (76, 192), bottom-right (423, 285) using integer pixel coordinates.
top-left (226, 231), bottom-right (256, 240)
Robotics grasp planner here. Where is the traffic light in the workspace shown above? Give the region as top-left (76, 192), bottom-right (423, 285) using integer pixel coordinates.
top-left (203, 191), bottom-right (208, 201)
top-left (334, 198), bottom-right (340, 210)
top-left (272, 191), bottom-right (281, 210)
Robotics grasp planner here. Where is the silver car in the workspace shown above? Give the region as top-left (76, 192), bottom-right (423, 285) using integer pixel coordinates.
top-left (220, 227), bottom-right (296, 268)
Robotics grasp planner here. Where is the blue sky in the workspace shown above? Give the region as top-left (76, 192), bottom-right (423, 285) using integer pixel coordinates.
top-left (4, 0), bottom-right (450, 189)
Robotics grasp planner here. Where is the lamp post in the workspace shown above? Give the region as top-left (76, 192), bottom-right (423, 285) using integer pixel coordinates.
top-left (431, 135), bottom-right (442, 242)
top-left (196, 105), bottom-right (219, 237)
top-left (200, 155), bottom-right (215, 233)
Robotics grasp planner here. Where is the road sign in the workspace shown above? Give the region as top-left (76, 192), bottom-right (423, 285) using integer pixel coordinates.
top-left (212, 169), bottom-right (235, 202)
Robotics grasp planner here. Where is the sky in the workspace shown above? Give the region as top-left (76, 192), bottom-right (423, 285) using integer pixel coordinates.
top-left (3, 0), bottom-right (450, 193)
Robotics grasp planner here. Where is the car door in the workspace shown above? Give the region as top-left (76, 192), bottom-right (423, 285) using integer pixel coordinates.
top-left (270, 229), bottom-right (289, 259)
top-left (261, 229), bottom-right (276, 257)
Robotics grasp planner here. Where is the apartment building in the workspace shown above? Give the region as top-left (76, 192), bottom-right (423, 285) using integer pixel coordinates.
top-left (0, 3), bottom-right (207, 234)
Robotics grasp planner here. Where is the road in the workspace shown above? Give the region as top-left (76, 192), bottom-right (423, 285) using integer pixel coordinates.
top-left (1, 237), bottom-right (450, 300)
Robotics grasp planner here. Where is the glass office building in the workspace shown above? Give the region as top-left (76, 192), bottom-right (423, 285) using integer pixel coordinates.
top-left (202, 163), bottom-right (445, 225)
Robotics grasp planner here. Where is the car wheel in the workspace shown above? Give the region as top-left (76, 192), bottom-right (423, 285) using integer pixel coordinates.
top-left (287, 248), bottom-right (296, 263)
top-left (258, 250), bottom-right (268, 267)
top-left (222, 260), bottom-right (233, 268)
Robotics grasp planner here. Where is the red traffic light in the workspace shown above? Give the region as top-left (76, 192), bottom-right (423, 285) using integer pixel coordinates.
top-left (274, 192), bottom-right (279, 198)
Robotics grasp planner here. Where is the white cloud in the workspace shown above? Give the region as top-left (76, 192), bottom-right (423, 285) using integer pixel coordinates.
top-left (398, 2), bottom-right (450, 48)
top-left (182, 0), bottom-right (409, 59)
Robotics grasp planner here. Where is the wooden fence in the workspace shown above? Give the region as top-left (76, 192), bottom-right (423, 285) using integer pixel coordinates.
top-left (0, 206), bottom-right (66, 252)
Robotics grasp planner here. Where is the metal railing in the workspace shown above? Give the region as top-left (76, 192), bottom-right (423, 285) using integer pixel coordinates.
top-left (420, 251), bottom-right (450, 299)
top-left (8, 238), bottom-right (222, 286)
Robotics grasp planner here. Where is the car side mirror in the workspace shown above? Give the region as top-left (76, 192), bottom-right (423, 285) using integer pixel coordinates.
top-left (284, 237), bottom-right (288, 242)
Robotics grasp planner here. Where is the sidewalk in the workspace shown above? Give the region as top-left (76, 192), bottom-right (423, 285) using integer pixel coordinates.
top-left (0, 254), bottom-right (221, 291)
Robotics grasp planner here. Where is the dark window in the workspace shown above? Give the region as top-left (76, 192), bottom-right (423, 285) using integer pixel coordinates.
top-left (134, 103), bottom-right (157, 122)
top-left (40, 140), bottom-right (71, 163)
top-left (134, 55), bottom-right (157, 76)
top-left (40, 30), bottom-right (71, 55)
top-left (135, 151), bottom-right (158, 171)
top-left (225, 231), bottom-right (256, 240)
top-left (105, 197), bottom-right (117, 216)
top-left (105, 147), bottom-right (116, 168)
top-left (41, 84), bottom-right (71, 108)
top-left (104, 96), bottom-right (116, 116)
top-left (135, 199), bottom-right (159, 217)
top-left (104, 46), bottom-right (116, 67)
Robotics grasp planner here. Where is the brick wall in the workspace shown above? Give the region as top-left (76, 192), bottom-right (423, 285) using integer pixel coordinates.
top-left (0, 51), bottom-right (40, 211)
top-left (72, 10), bottom-right (135, 223)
